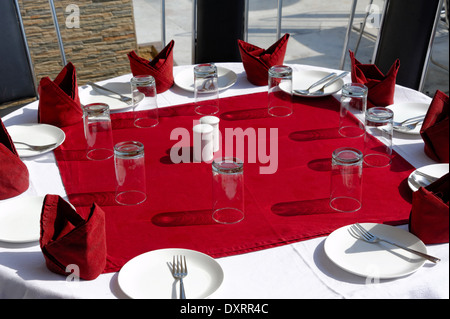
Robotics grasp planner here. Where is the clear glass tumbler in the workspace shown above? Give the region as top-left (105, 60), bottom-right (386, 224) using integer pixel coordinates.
top-left (330, 147), bottom-right (363, 213)
top-left (268, 65), bottom-right (293, 117)
top-left (212, 157), bottom-right (244, 224)
top-left (131, 75), bottom-right (159, 128)
top-left (194, 63), bottom-right (219, 116)
top-left (364, 107), bottom-right (394, 167)
top-left (339, 83), bottom-right (367, 138)
top-left (82, 103), bottom-right (114, 161)
top-left (114, 141), bottom-right (147, 205)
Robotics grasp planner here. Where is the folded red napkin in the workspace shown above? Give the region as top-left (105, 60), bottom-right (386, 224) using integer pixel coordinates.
top-left (238, 33), bottom-right (290, 86)
top-left (409, 173), bottom-right (449, 244)
top-left (0, 119), bottom-right (29, 200)
top-left (420, 90), bottom-right (449, 163)
top-left (40, 194), bottom-right (107, 280)
top-left (349, 50), bottom-right (400, 108)
top-left (38, 62), bottom-right (83, 127)
top-left (127, 40), bottom-right (175, 93)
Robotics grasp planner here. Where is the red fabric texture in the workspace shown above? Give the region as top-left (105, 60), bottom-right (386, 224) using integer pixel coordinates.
top-left (39, 194), bottom-right (107, 280)
top-left (0, 119), bottom-right (29, 200)
top-left (238, 34), bottom-right (290, 86)
top-left (420, 90), bottom-right (449, 163)
top-left (54, 92), bottom-right (415, 273)
top-left (349, 50), bottom-right (400, 108)
top-left (38, 62), bottom-right (83, 127)
top-left (127, 40), bottom-right (175, 93)
top-left (409, 173), bottom-right (449, 244)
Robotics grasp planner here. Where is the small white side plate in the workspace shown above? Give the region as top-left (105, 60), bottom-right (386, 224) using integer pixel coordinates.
top-left (408, 163), bottom-right (449, 192)
top-left (324, 223), bottom-right (427, 279)
top-left (289, 70), bottom-right (345, 98)
top-left (118, 248), bottom-right (224, 299)
top-left (7, 123), bottom-right (65, 158)
top-left (387, 102), bottom-right (429, 135)
top-left (174, 66), bottom-right (237, 92)
top-left (79, 82), bottom-right (133, 111)
top-left (0, 196), bottom-right (45, 243)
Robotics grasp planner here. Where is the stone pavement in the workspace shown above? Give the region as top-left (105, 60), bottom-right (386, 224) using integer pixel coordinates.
top-left (133, 0), bottom-right (449, 97)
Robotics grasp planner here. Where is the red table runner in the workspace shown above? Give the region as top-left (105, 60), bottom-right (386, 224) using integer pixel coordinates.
top-left (54, 92), bottom-right (415, 273)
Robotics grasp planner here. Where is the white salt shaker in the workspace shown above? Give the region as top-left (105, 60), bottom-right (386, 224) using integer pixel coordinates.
top-left (200, 116), bottom-right (220, 152)
top-left (193, 123), bottom-right (214, 162)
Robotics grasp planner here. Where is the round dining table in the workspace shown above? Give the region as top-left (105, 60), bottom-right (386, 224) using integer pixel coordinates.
top-left (0, 62), bottom-right (448, 299)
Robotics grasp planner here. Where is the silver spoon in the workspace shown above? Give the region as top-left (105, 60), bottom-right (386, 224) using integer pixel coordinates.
top-left (294, 72), bottom-right (337, 95)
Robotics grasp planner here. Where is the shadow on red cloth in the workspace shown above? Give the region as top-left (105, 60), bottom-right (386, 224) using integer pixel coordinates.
top-left (152, 209), bottom-right (216, 227)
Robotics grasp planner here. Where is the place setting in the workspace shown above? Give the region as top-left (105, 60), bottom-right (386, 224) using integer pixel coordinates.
top-left (286, 70), bottom-right (348, 98)
top-left (174, 65), bottom-right (238, 93)
top-left (324, 223), bottom-right (440, 280)
top-left (117, 248), bottom-right (224, 299)
top-left (6, 123), bottom-right (66, 158)
top-left (408, 163), bottom-right (449, 191)
top-left (0, 196), bottom-right (45, 244)
top-left (79, 81), bottom-right (135, 112)
top-left (387, 102), bottom-right (429, 135)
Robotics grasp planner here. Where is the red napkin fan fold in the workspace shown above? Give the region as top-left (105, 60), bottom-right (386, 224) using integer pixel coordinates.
top-left (420, 90), bottom-right (449, 163)
top-left (0, 119), bottom-right (29, 200)
top-left (127, 40), bottom-right (175, 93)
top-left (409, 173), bottom-right (449, 244)
top-left (38, 62), bottom-right (83, 127)
top-left (238, 33), bottom-right (290, 86)
top-left (40, 194), bottom-right (107, 280)
top-left (349, 50), bottom-right (400, 108)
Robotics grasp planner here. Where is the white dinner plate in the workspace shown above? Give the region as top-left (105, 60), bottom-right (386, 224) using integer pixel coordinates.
top-left (7, 123), bottom-right (66, 158)
top-left (408, 163), bottom-right (449, 192)
top-left (288, 70), bottom-right (345, 98)
top-left (118, 248), bottom-right (224, 299)
top-left (174, 66), bottom-right (237, 92)
top-left (387, 102), bottom-right (429, 135)
top-left (0, 196), bottom-right (45, 243)
top-left (79, 82), bottom-right (133, 111)
top-left (324, 223), bottom-right (427, 279)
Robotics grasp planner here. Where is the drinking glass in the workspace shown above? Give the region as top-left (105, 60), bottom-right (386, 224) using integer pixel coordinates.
top-left (82, 103), bottom-right (114, 161)
top-left (131, 75), bottom-right (158, 128)
top-left (364, 107), bottom-right (394, 167)
top-left (330, 147), bottom-right (363, 213)
top-left (268, 65), bottom-right (293, 117)
top-left (114, 141), bottom-right (146, 205)
top-left (212, 157), bottom-right (244, 224)
top-left (194, 63), bottom-right (219, 116)
top-left (339, 83), bottom-right (367, 138)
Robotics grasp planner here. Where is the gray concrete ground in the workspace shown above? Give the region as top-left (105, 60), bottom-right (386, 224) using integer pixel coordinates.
top-left (132, 0), bottom-right (449, 97)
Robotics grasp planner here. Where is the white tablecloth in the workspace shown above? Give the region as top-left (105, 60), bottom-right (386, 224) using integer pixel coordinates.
top-left (0, 63), bottom-right (448, 299)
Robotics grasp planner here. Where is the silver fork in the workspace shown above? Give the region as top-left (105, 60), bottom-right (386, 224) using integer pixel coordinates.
top-left (172, 255), bottom-right (188, 299)
top-left (350, 223), bottom-right (440, 263)
top-left (87, 81), bottom-right (133, 105)
top-left (13, 141), bottom-right (58, 152)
